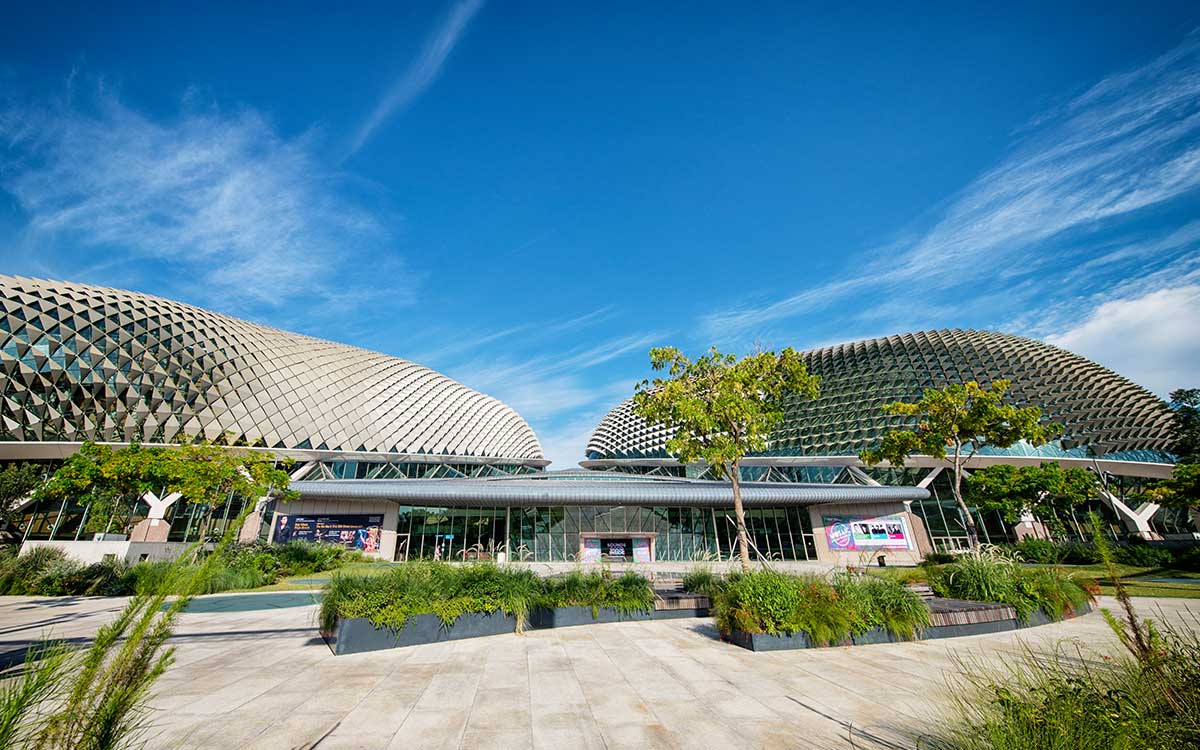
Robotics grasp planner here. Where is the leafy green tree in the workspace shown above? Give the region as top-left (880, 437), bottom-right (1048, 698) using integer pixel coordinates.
top-left (1144, 462), bottom-right (1199, 514)
top-left (1167, 388), bottom-right (1200, 464)
top-left (0, 463), bottom-right (45, 527)
top-left (633, 346), bottom-right (820, 570)
top-left (34, 441), bottom-right (295, 538)
top-left (966, 462), bottom-right (1096, 538)
top-left (860, 380), bottom-right (1061, 549)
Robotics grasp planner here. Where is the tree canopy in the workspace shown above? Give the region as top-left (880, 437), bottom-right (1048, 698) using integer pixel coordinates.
top-left (1168, 388), bottom-right (1200, 464)
top-left (633, 345), bottom-right (820, 569)
top-left (34, 441), bottom-right (296, 534)
top-left (966, 461), bottom-right (1096, 537)
top-left (0, 463), bottom-right (45, 527)
top-left (860, 380), bottom-right (1061, 548)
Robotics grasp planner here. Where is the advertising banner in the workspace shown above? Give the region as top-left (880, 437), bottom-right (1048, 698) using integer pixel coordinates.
top-left (274, 513), bottom-right (383, 552)
top-left (581, 537), bottom-right (602, 563)
top-left (632, 537), bottom-right (652, 562)
top-left (823, 514), bottom-right (911, 551)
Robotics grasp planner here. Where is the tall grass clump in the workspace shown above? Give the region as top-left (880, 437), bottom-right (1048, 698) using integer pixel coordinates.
top-left (711, 570), bottom-right (854, 645)
top-left (924, 513), bottom-right (1200, 750)
top-left (833, 572), bottom-right (930, 640)
top-left (540, 570), bottom-right (656, 617)
top-left (0, 505), bottom-right (258, 749)
top-left (929, 546), bottom-right (1091, 623)
top-left (680, 564), bottom-right (723, 597)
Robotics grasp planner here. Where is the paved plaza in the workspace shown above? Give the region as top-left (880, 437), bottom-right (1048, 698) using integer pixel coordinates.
top-left (0, 593), bottom-right (1194, 749)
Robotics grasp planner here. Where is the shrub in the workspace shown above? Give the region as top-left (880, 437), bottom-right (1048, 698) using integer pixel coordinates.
top-left (923, 550), bottom-right (958, 565)
top-left (833, 573), bottom-right (930, 640)
top-left (930, 548), bottom-right (1092, 623)
top-left (1172, 545), bottom-right (1200, 572)
top-left (1114, 543), bottom-right (1173, 568)
top-left (680, 565), bottom-right (723, 597)
top-left (1011, 538), bottom-right (1063, 564)
top-left (711, 571), bottom-right (854, 645)
top-left (321, 564), bottom-right (657, 637)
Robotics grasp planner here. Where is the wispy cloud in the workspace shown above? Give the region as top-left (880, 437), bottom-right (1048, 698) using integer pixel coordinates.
top-left (703, 30), bottom-right (1200, 338)
top-left (0, 83), bottom-right (410, 319)
top-left (344, 0), bottom-right (485, 159)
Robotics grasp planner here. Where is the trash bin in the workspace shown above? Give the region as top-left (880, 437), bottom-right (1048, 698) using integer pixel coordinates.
top-left (877, 555), bottom-right (887, 567)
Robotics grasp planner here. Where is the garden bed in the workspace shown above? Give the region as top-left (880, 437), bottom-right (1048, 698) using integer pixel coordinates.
top-left (727, 599), bottom-right (1092, 652)
top-left (326, 601), bottom-right (710, 654)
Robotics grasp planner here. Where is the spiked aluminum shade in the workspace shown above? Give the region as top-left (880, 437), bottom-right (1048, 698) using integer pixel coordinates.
top-left (586, 329), bottom-right (1174, 463)
top-left (0, 276), bottom-right (543, 462)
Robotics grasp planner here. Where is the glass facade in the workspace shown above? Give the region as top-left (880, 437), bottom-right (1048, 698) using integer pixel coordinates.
top-left (393, 504), bottom-right (818, 562)
top-left (17, 494), bottom-right (252, 543)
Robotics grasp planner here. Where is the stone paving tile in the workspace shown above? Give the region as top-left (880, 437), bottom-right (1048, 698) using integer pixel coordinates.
top-left (2, 594), bottom-right (1196, 749)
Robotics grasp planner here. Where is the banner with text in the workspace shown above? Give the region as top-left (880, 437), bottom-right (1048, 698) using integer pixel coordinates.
top-left (823, 514), bottom-right (911, 551)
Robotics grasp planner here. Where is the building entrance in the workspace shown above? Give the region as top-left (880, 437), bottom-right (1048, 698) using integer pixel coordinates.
top-left (580, 533), bottom-right (654, 562)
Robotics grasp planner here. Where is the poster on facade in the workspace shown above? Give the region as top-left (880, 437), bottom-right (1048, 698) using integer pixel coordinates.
top-left (274, 513), bottom-right (383, 552)
top-left (633, 537), bottom-right (651, 562)
top-left (582, 537), bottom-right (601, 563)
top-left (823, 514), bottom-right (911, 551)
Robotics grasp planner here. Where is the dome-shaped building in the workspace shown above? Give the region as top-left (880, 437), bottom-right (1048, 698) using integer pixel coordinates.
top-left (583, 330), bottom-right (1181, 546)
top-left (0, 276), bottom-right (544, 472)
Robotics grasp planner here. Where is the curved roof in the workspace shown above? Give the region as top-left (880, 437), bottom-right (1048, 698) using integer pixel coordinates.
top-left (292, 470), bottom-right (930, 507)
top-left (0, 276), bottom-right (543, 462)
top-left (587, 329), bottom-right (1174, 463)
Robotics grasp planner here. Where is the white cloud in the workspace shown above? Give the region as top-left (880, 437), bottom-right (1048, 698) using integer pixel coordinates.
top-left (344, 0), bottom-right (485, 159)
top-left (1046, 285), bottom-right (1200, 397)
top-left (703, 30), bottom-right (1200, 338)
top-left (1, 85), bottom-right (408, 316)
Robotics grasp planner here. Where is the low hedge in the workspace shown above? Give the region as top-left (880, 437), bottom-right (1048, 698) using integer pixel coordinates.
top-left (705, 569), bottom-right (930, 645)
top-left (0, 540), bottom-right (362, 597)
top-left (319, 563), bottom-right (656, 635)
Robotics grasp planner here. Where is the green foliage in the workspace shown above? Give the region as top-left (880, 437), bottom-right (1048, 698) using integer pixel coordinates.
top-left (1167, 387), bottom-right (1200, 464)
top-left (927, 620), bottom-right (1200, 750)
top-left (0, 504), bottom-right (259, 749)
top-left (0, 540), bottom-right (358, 597)
top-left (967, 462), bottom-right (1095, 534)
top-left (540, 570), bottom-right (656, 616)
top-left (633, 346), bottom-right (820, 471)
top-left (859, 380), bottom-right (1061, 548)
top-left (632, 345), bottom-right (820, 569)
top-left (928, 547), bottom-right (1093, 623)
top-left (34, 440), bottom-right (296, 536)
top-left (0, 463), bottom-right (45, 526)
top-left (321, 564), bottom-right (657, 636)
top-left (833, 572), bottom-right (931, 640)
top-left (708, 569), bottom-right (928, 644)
top-left (1144, 462), bottom-right (1200, 511)
top-left (1005, 539), bottom-right (1177, 568)
top-left (680, 565), bottom-right (724, 597)
top-left (923, 550), bottom-right (958, 564)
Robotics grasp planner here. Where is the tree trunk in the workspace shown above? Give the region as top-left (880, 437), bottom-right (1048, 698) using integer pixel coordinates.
top-left (730, 461), bottom-right (752, 572)
top-left (951, 444), bottom-right (980, 550)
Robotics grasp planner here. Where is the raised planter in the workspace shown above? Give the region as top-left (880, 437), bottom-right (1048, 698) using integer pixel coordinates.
top-left (328, 611), bottom-right (518, 655)
top-left (726, 601), bottom-right (1093, 652)
top-left (529, 605), bottom-right (652, 629)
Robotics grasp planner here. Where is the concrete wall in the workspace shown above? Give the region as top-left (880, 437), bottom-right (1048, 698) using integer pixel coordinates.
top-left (807, 502), bottom-right (932, 566)
top-left (267, 498), bottom-right (399, 560)
top-left (21, 539), bottom-right (194, 564)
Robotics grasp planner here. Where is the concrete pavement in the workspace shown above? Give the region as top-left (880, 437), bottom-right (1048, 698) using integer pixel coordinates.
top-left (0, 593), bottom-right (1194, 749)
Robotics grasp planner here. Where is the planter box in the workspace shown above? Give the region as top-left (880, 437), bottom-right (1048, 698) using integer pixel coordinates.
top-left (650, 606), bottom-right (709, 620)
top-left (529, 605), bottom-right (652, 629)
top-left (329, 611), bottom-right (517, 655)
top-left (725, 601), bottom-right (1094, 652)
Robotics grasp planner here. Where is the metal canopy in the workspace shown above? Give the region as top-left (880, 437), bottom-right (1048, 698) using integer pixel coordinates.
top-left (291, 475), bottom-right (929, 508)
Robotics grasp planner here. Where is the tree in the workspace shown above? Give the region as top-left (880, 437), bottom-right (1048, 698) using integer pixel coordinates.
top-left (1144, 462), bottom-right (1199, 514)
top-left (0, 463), bottom-right (46, 528)
top-left (633, 346), bottom-right (820, 570)
top-left (859, 380), bottom-right (1061, 549)
top-left (1167, 388), bottom-right (1200, 464)
top-left (34, 441), bottom-right (296, 538)
top-left (966, 462), bottom-right (1096, 538)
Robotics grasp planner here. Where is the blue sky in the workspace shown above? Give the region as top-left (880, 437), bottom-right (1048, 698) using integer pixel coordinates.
top-left (2, 2), bottom-right (1199, 467)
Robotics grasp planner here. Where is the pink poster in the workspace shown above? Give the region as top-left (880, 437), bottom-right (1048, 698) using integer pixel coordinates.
top-left (633, 537), bottom-right (651, 562)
